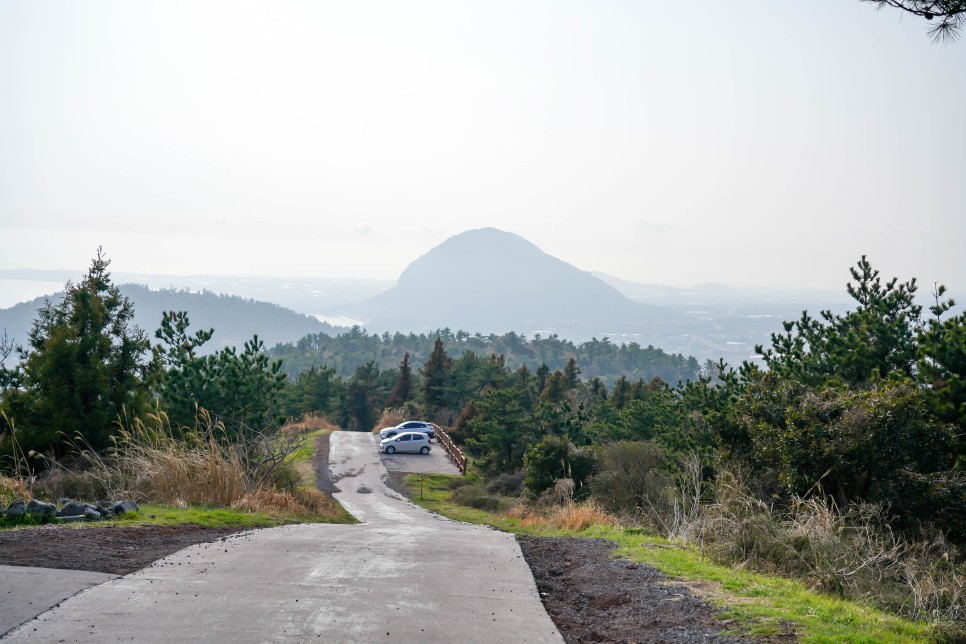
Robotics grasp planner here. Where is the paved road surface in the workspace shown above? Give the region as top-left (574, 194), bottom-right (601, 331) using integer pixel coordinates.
top-left (3, 432), bottom-right (561, 642)
top-left (0, 567), bottom-right (116, 636)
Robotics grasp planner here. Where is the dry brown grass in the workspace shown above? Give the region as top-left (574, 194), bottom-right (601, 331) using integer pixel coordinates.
top-left (0, 475), bottom-right (30, 505)
top-left (655, 461), bottom-right (966, 629)
top-left (232, 488), bottom-right (306, 514)
top-left (3, 406), bottom-right (349, 524)
top-left (293, 487), bottom-right (340, 515)
top-left (517, 501), bottom-right (621, 532)
top-left (21, 409), bottom-right (341, 520)
top-left (283, 413), bottom-right (340, 436)
top-left (372, 408), bottom-right (406, 433)
top-left (101, 412), bottom-right (249, 507)
top-left (231, 484), bottom-right (340, 516)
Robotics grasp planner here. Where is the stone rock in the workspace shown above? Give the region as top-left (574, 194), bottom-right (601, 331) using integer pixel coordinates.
top-left (58, 515), bottom-right (85, 523)
top-left (95, 503), bottom-right (115, 519)
top-left (26, 499), bottom-right (57, 518)
top-left (113, 499), bottom-right (139, 516)
top-left (83, 508), bottom-right (102, 521)
top-left (59, 501), bottom-right (89, 516)
top-left (5, 499), bottom-right (27, 518)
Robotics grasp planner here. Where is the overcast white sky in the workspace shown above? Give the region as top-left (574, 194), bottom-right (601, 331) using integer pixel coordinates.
top-left (1, 1), bottom-right (963, 291)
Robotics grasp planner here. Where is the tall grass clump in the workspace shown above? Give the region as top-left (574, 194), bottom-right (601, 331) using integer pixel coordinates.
top-left (512, 499), bottom-right (620, 532)
top-left (656, 461), bottom-right (965, 633)
top-left (284, 413), bottom-right (340, 436)
top-left (25, 407), bottom-right (327, 516)
top-left (112, 411), bottom-right (250, 507)
top-left (371, 408), bottom-right (406, 433)
top-left (452, 483), bottom-right (513, 513)
top-left (0, 475), bottom-right (30, 507)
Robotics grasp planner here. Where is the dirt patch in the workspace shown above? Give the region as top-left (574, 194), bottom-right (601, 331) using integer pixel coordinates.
top-left (518, 536), bottom-right (796, 643)
top-left (0, 524), bottom-right (247, 575)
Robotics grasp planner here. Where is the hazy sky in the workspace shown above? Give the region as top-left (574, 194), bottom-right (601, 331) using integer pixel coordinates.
top-left (1, 1), bottom-right (963, 291)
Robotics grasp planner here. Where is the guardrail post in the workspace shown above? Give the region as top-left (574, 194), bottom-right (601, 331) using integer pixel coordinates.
top-left (432, 423), bottom-right (467, 475)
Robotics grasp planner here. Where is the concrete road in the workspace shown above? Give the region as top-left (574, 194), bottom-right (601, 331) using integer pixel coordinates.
top-left (0, 567), bottom-right (116, 636)
top-left (3, 432), bottom-right (561, 642)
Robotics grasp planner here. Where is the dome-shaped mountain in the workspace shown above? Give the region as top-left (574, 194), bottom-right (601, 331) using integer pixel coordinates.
top-left (348, 228), bottom-right (666, 334)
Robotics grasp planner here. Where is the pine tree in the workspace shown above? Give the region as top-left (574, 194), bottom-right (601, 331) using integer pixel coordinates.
top-left (514, 364), bottom-right (531, 389)
top-left (756, 256), bottom-right (922, 387)
top-left (610, 375), bottom-right (631, 410)
top-left (539, 371), bottom-right (568, 403)
top-left (563, 357), bottom-right (581, 388)
top-left (862, 0), bottom-right (966, 41)
top-left (155, 311), bottom-right (286, 436)
top-left (342, 361), bottom-right (386, 431)
top-left (535, 363), bottom-right (550, 396)
top-left (386, 353), bottom-right (413, 408)
top-left (421, 337), bottom-right (453, 413)
top-left (2, 249), bottom-right (152, 454)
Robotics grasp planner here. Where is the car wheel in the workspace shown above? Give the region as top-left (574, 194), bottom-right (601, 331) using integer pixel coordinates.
top-left (420, 446), bottom-right (429, 455)
top-left (386, 446), bottom-right (396, 454)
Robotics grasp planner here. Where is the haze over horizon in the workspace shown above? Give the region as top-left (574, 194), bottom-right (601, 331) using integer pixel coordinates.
top-left (2, 2), bottom-right (963, 293)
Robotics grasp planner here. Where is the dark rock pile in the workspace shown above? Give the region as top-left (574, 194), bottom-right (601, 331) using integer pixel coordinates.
top-left (2, 498), bottom-right (139, 523)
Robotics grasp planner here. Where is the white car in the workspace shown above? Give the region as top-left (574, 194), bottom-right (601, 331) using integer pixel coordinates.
top-left (379, 432), bottom-right (432, 455)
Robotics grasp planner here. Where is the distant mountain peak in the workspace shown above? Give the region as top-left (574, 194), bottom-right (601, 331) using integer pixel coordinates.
top-left (397, 228), bottom-right (587, 290)
top-left (349, 228), bottom-right (664, 334)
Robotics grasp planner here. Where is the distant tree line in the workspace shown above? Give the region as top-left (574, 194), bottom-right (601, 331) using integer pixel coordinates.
top-left (269, 327), bottom-right (701, 386)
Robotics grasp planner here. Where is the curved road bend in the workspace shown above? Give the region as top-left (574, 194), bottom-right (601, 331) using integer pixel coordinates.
top-left (3, 432), bottom-right (562, 642)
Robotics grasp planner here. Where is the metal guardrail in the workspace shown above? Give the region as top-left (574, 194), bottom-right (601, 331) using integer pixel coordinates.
top-left (432, 423), bottom-right (467, 475)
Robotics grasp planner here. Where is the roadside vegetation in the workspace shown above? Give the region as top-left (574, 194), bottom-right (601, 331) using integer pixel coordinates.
top-left (283, 412), bottom-right (342, 489)
top-left (0, 251), bottom-right (963, 638)
top-left (403, 472), bottom-right (945, 643)
top-left (0, 251), bottom-right (353, 527)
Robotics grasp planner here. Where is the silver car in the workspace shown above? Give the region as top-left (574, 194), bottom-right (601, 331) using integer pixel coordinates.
top-left (378, 420), bottom-right (435, 440)
top-left (379, 431), bottom-right (432, 455)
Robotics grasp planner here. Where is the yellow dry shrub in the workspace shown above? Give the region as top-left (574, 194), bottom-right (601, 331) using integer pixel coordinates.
top-left (232, 488), bottom-right (307, 514)
top-left (547, 502), bottom-right (620, 531)
top-left (0, 475), bottom-right (30, 504)
top-left (513, 501), bottom-right (620, 532)
top-left (231, 487), bottom-right (339, 516)
top-left (294, 487), bottom-right (339, 515)
top-left (372, 408), bottom-right (406, 433)
top-left (110, 410), bottom-right (250, 507)
top-left (283, 414), bottom-right (340, 436)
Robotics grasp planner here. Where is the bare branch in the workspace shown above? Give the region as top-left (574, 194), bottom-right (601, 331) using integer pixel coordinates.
top-left (0, 329), bottom-right (14, 368)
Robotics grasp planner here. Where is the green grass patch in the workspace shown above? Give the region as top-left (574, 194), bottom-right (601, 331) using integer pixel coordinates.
top-left (285, 428), bottom-right (330, 488)
top-left (123, 503), bottom-right (330, 528)
top-left (0, 513), bottom-right (55, 530)
top-left (0, 502), bottom-right (353, 531)
top-left (403, 473), bottom-right (940, 643)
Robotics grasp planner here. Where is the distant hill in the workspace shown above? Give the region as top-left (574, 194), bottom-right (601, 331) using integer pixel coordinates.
top-left (0, 285), bottom-right (343, 357)
top-left (346, 228), bottom-right (669, 335)
top-left (0, 269), bottom-right (392, 317)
